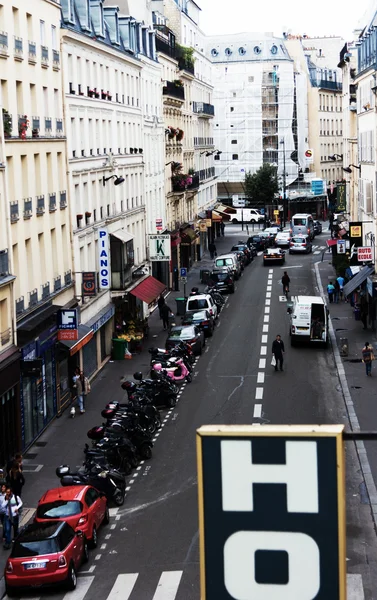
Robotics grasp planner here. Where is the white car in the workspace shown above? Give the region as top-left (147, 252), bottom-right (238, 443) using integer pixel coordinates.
top-left (185, 294), bottom-right (218, 320)
top-left (275, 231), bottom-right (291, 247)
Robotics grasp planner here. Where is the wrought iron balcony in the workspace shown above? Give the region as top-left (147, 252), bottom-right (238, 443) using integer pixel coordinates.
top-left (64, 270), bottom-right (72, 286)
top-left (14, 35), bottom-right (23, 59)
top-left (163, 80), bottom-right (185, 101)
top-left (314, 79), bottom-right (342, 91)
top-left (0, 31), bottom-right (8, 57)
top-left (10, 201), bottom-right (19, 223)
top-left (49, 193), bottom-right (56, 211)
top-left (16, 297), bottom-right (24, 315)
top-left (37, 195), bottom-right (45, 215)
top-left (60, 190), bottom-right (67, 209)
top-left (28, 41), bottom-right (36, 63)
top-left (193, 102), bottom-right (215, 117)
top-left (54, 276), bottom-right (61, 292)
top-left (41, 45), bottom-right (49, 66)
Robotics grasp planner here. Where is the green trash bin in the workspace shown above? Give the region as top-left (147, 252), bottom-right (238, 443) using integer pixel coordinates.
top-left (175, 297), bottom-right (187, 316)
top-left (112, 338), bottom-right (127, 360)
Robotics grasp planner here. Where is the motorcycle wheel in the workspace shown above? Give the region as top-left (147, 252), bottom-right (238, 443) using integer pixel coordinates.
top-left (148, 421), bottom-right (157, 435)
top-left (140, 443), bottom-right (152, 460)
top-left (156, 415), bottom-right (162, 429)
top-left (167, 396), bottom-right (176, 408)
top-left (185, 374), bottom-right (192, 383)
top-left (114, 489), bottom-right (125, 506)
top-left (130, 454), bottom-right (139, 469)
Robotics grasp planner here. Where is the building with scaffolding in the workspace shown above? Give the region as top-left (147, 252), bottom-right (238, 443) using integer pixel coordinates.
top-left (206, 32), bottom-right (310, 210)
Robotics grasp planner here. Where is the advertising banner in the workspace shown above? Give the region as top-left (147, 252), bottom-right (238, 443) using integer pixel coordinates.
top-left (336, 183), bottom-right (346, 212)
top-left (82, 272), bottom-right (97, 297)
top-left (98, 228), bottom-right (111, 290)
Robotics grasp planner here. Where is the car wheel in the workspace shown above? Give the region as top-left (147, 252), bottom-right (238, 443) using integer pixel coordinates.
top-left (82, 537), bottom-right (89, 563)
top-left (90, 525), bottom-right (98, 549)
top-left (232, 218), bottom-right (238, 224)
top-left (66, 563), bottom-right (77, 591)
top-left (103, 505), bottom-right (110, 525)
top-left (250, 219), bottom-right (256, 223)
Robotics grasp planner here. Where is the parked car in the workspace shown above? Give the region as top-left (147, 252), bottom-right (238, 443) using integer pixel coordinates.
top-left (208, 268), bottom-right (235, 293)
top-left (275, 231), bottom-right (291, 247)
top-left (166, 325), bottom-right (205, 355)
top-left (214, 254), bottom-right (241, 280)
top-left (313, 221), bottom-right (323, 236)
top-left (259, 232), bottom-right (275, 247)
top-left (4, 521), bottom-right (88, 596)
top-left (182, 309), bottom-right (215, 337)
top-left (263, 226), bottom-right (281, 240)
top-left (289, 234), bottom-right (312, 254)
top-left (231, 250), bottom-right (246, 270)
top-left (35, 485), bottom-right (109, 548)
top-left (263, 248), bottom-right (286, 266)
top-left (247, 235), bottom-right (265, 252)
top-left (185, 294), bottom-right (218, 319)
top-left (231, 244), bottom-right (252, 264)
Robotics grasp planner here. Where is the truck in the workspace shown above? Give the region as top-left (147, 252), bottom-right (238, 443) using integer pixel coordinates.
top-left (287, 296), bottom-right (329, 347)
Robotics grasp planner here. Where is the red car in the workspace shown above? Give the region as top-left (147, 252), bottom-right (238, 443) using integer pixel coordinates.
top-left (35, 485), bottom-right (109, 548)
top-left (5, 520), bottom-right (87, 596)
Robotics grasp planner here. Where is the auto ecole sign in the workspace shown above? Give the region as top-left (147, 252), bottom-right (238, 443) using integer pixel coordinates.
top-left (197, 424), bottom-right (346, 599)
top-left (357, 246), bottom-right (373, 262)
top-left (98, 228), bottom-right (110, 289)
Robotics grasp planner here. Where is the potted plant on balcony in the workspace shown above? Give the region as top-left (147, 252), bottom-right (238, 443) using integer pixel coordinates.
top-left (101, 90), bottom-right (107, 100)
top-left (130, 148), bottom-right (134, 154)
top-left (173, 79), bottom-right (184, 88)
top-left (85, 211), bottom-right (92, 217)
top-left (2, 109), bottom-right (12, 138)
top-left (88, 88), bottom-right (94, 98)
top-left (94, 88), bottom-right (100, 99)
top-left (171, 161), bottom-right (183, 174)
top-left (107, 91), bottom-right (112, 101)
top-left (32, 128), bottom-right (39, 138)
top-left (167, 126), bottom-right (176, 140)
top-left (188, 167), bottom-right (195, 175)
top-left (19, 115), bottom-right (29, 139)
top-left (77, 214), bottom-right (83, 219)
top-left (176, 128), bottom-right (184, 142)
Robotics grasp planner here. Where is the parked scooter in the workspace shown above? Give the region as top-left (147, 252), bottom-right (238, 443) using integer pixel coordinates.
top-left (151, 357), bottom-right (192, 383)
top-left (56, 463), bottom-right (126, 506)
top-left (123, 372), bottom-right (178, 408)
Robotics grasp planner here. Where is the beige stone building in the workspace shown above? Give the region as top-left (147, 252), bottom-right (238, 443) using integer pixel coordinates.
top-left (0, 0), bottom-right (74, 455)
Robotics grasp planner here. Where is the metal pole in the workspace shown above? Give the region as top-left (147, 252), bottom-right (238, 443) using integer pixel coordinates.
top-left (282, 139), bottom-right (286, 228)
top-left (242, 208), bottom-right (244, 231)
top-left (184, 280), bottom-right (187, 299)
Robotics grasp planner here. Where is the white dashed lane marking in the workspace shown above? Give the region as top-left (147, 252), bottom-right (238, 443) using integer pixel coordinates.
top-left (253, 404), bottom-right (262, 418)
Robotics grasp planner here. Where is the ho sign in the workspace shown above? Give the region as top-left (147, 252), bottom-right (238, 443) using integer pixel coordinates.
top-left (197, 424), bottom-right (346, 599)
top-left (98, 228), bottom-right (111, 289)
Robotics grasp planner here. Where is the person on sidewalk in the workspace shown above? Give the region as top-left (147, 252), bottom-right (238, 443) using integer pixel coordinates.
top-left (360, 295), bottom-right (368, 330)
top-left (2, 487), bottom-right (22, 549)
top-left (220, 222), bottom-right (225, 237)
top-left (208, 242), bottom-right (217, 260)
top-left (161, 303), bottom-right (174, 331)
top-left (334, 279), bottom-right (340, 304)
top-left (0, 484), bottom-right (6, 542)
top-left (157, 294), bottom-right (165, 319)
top-left (73, 368), bottom-right (90, 414)
top-left (8, 461), bottom-right (25, 498)
top-left (272, 334), bottom-right (285, 371)
top-left (337, 275), bottom-right (345, 301)
top-left (6, 453), bottom-right (22, 483)
top-left (327, 281), bottom-right (335, 303)
top-left (362, 342), bottom-right (374, 376)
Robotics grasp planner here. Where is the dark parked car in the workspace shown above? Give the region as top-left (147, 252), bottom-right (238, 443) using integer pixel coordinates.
top-left (313, 221), bottom-right (323, 236)
top-left (231, 244), bottom-right (252, 264)
top-left (247, 235), bottom-right (265, 252)
top-left (208, 268), bottom-right (235, 293)
top-left (231, 250), bottom-right (246, 270)
top-left (182, 309), bottom-right (215, 337)
top-left (166, 325), bottom-right (205, 355)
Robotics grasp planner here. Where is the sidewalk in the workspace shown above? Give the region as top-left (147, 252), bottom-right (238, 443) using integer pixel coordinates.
top-left (0, 230), bottom-right (239, 576)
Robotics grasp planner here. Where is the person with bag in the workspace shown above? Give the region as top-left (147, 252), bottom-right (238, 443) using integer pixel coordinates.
top-left (272, 334), bottom-right (285, 372)
top-left (2, 487), bottom-right (22, 549)
top-left (73, 368), bottom-right (90, 414)
top-left (8, 461), bottom-right (25, 498)
top-left (362, 342), bottom-right (374, 376)
top-left (208, 242), bottom-right (217, 260)
top-left (327, 281), bottom-right (335, 303)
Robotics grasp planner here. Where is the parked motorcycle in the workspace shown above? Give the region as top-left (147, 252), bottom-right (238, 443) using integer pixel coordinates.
top-left (123, 372), bottom-right (178, 408)
top-left (56, 463), bottom-right (126, 506)
top-left (151, 357), bottom-right (192, 383)
top-left (88, 425), bottom-right (153, 460)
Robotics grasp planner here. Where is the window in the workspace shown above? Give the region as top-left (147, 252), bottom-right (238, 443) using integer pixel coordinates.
top-left (40, 20), bottom-right (45, 45)
top-left (214, 154), bottom-right (220, 160)
top-left (51, 25), bottom-right (57, 50)
top-left (232, 154), bottom-right (239, 160)
top-left (230, 107), bottom-right (234, 112)
top-left (231, 139), bottom-right (237, 144)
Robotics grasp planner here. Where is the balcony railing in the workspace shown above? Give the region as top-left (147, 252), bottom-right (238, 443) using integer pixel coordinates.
top-left (163, 80), bottom-right (185, 101)
top-left (45, 117), bottom-right (52, 131)
top-left (28, 40), bottom-right (36, 62)
top-left (64, 270), bottom-right (72, 286)
top-left (314, 79), bottom-right (342, 91)
top-left (155, 34), bottom-right (175, 57)
top-left (41, 45), bottom-right (49, 66)
top-left (198, 167), bottom-right (215, 182)
top-left (0, 328), bottom-right (11, 345)
top-left (23, 197), bottom-right (32, 219)
top-left (194, 137), bottom-right (214, 147)
top-left (10, 201), bottom-right (19, 223)
top-left (16, 297), bottom-right (24, 315)
top-left (188, 174), bottom-right (200, 190)
top-left (60, 190), bottom-right (67, 209)
top-left (32, 116), bottom-right (40, 131)
top-left (52, 49), bottom-right (60, 68)
top-left (54, 275), bottom-right (61, 292)
top-left (56, 118), bottom-right (63, 133)
top-left (41, 282), bottom-right (50, 300)
top-left (49, 193), bottom-right (56, 211)
top-left (193, 102), bottom-right (215, 117)
top-left (14, 35), bottom-right (23, 59)
top-left (29, 289), bottom-right (38, 307)
top-left (37, 195), bottom-right (45, 215)
top-left (0, 31), bottom-right (8, 56)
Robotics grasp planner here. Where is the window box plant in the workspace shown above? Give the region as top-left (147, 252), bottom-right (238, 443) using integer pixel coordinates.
top-left (176, 128), bottom-right (184, 142)
top-left (19, 115), bottom-right (29, 139)
top-left (107, 91), bottom-right (112, 101)
top-left (88, 89), bottom-right (94, 98)
top-left (173, 79), bottom-right (184, 87)
top-left (2, 109), bottom-right (12, 138)
top-left (32, 128), bottom-right (39, 138)
top-left (85, 211), bottom-right (92, 217)
top-left (101, 90), bottom-right (107, 100)
top-left (130, 148), bottom-right (134, 154)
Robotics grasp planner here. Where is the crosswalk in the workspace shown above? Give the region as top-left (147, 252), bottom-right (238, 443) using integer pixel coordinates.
top-left (2, 571), bottom-right (365, 599)
top-left (313, 244), bottom-right (327, 254)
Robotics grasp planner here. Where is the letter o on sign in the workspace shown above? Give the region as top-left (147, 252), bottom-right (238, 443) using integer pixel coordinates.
top-left (224, 531), bottom-right (320, 599)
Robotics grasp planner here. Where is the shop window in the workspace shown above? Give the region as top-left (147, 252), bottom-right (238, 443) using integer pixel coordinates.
top-left (232, 154), bottom-right (239, 160)
top-left (83, 335), bottom-right (97, 378)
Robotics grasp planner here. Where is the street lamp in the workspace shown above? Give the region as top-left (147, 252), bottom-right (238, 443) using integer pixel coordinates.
top-left (280, 138), bottom-right (287, 227)
top-left (329, 154), bottom-right (343, 160)
top-left (102, 174), bottom-right (125, 186)
top-left (343, 164), bottom-right (361, 173)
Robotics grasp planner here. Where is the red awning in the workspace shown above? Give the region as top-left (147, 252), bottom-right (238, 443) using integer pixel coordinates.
top-left (326, 239), bottom-right (338, 247)
top-left (130, 276), bottom-right (166, 305)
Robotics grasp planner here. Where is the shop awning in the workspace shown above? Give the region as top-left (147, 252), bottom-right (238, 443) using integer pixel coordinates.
top-left (18, 304), bottom-right (62, 333)
top-left (180, 227), bottom-right (197, 244)
top-left (326, 239), bottom-right (338, 247)
top-left (343, 265), bottom-right (374, 297)
top-left (59, 324), bottom-right (94, 356)
top-left (212, 210), bottom-right (231, 222)
top-left (111, 230), bottom-right (134, 243)
top-left (215, 203), bottom-right (237, 214)
top-left (129, 276), bottom-right (166, 305)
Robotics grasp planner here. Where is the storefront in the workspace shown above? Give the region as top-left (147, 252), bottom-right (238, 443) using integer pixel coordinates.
top-left (180, 225), bottom-right (198, 269)
top-left (0, 347), bottom-right (21, 467)
top-left (57, 325), bottom-right (94, 414)
top-left (84, 304), bottom-right (115, 375)
top-left (170, 231), bottom-right (181, 291)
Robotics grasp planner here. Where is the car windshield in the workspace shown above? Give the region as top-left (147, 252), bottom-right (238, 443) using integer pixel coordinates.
top-left (188, 299), bottom-right (208, 310)
top-left (216, 258), bottom-right (233, 266)
top-left (266, 249), bottom-right (281, 254)
top-left (11, 539), bottom-right (58, 558)
top-left (37, 500), bottom-right (82, 519)
top-left (169, 327), bottom-right (195, 339)
top-left (183, 311), bottom-right (206, 322)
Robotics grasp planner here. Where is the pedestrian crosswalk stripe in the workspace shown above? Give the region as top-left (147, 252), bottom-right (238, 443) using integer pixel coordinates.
top-left (347, 573), bottom-right (364, 599)
top-left (64, 576), bottom-right (95, 600)
top-left (107, 573), bottom-right (138, 598)
top-left (314, 251), bottom-right (320, 254)
top-left (152, 571), bottom-right (183, 599)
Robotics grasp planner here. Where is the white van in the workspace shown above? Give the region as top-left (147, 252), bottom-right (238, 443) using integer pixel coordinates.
top-left (287, 296), bottom-right (329, 346)
top-left (231, 209), bottom-right (264, 224)
top-left (290, 214), bottom-right (314, 240)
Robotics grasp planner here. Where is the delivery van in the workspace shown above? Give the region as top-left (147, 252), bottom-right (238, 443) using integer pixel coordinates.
top-left (231, 209), bottom-right (264, 224)
top-left (287, 296), bottom-right (329, 346)
top-left (290, 214), bottom-right (314, 240)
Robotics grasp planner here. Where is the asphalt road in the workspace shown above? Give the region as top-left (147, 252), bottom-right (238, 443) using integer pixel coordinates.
top-left (3, 228), bottom-right (377, 599)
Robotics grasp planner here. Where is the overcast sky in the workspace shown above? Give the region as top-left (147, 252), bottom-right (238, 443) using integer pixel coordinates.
top-left (198, 0), bottom-right (373, 41)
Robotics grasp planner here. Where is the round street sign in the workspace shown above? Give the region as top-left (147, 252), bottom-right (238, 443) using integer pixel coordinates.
top-left (305, 149), bottom-right (313, 158)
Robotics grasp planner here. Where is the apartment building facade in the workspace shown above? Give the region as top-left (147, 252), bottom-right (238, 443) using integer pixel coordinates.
top-left (0, 0), bottom-right (75, 457)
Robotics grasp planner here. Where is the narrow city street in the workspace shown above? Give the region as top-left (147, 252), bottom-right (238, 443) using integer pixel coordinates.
top-left (2, 226), bottom-right (377, 599)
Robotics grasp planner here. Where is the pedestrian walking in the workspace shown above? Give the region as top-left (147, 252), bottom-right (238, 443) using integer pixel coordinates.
top-left (272, 334), bottom-right (285, 372)
top-left (327, 281), bottom-right (335, 303)
top-left (360, 295), bottom-right (368, 330)
top-left (337, 275), bottom-right (345, 301)
top-left (208, 242), bottom-right (217, 260)
top-left (73, 368), bottom-right (90, 414)
top-left (220, 222), bottom-right (225, 237)
top-left (334, 279), bottom-right (340, 304)
top-left (362, 342), bottom-right (374, 376)
top-left (8, 461), bottom-right (25, 498)
top-left (161, 303), bottom-right (174, 331)
top-left (0, 484), bottom-right (6, 542)
top-left (2, 487), bottom-right (22, 549)
top-left (6, 453), bottom-right (22, 483)
top-left (157, 294), bottom-right (165, 319)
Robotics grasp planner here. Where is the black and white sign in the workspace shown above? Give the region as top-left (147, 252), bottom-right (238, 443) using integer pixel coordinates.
top-left (57, 309), bottom-right (78, 330)
top-left (197, 425), bottom-right (346, 599)
top-left (149, 234), bottom-right (171, 262)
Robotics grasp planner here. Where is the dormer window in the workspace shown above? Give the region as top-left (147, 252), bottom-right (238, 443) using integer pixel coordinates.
top-left (225, 47), bottom-right (232, 56)
top-left (211, 48), bottom-right (219, 57)
top-left (254, 45), bottom-right (261, 55)
top-left (238, 47), bottom-right (246, 56)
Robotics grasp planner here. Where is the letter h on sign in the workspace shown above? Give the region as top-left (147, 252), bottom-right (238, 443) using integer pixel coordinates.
top-left (196, 425), bottom-right (346, 600)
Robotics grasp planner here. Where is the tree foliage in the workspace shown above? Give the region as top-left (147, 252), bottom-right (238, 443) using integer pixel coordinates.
top-left (245, 164), bottom-right (279, 206)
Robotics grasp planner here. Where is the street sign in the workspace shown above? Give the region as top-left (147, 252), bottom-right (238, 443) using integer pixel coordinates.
top-left (180, 267), bottom-right (187, 278)
top-left (232, 195), bottom-right (245, 208)
top-left (199, 222), bottom-right (207, 232)
top-left (357, 246), bottom-right (373, 262)
top-left (273, 210), bottom-right (279, 215)
top-left (337, 240), bottom-right (346, 255)
top-left (156, 218), bottom-right (163, 232)
top-left (181, 277), bottom-right (187, 283)
top-left (82, 272), bottom-right (97, 297)
top-left (98, 228), bottom-right (111, 290)
top-left (149, 234), bottom-right (171, 262)
top-left (58, 329), bottom-right (78, 341)
top-left (278, 205), bottom-right (283, 211)
top-left (57, 309), bottom-right (77, 330)
top-left (197, 424), bottom-right (346, 600)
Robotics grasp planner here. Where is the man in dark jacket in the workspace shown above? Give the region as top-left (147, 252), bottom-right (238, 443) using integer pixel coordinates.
top-left (272, 334), bottom-right (285, 371)
top-left (161, 303), bottom-right (174, 331)
top-left (157, 294), bottom-right (165, 319)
